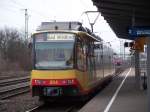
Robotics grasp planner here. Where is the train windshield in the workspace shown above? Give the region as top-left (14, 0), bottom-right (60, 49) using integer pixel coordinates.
top-left (34, 33), bottom-right (75, 70)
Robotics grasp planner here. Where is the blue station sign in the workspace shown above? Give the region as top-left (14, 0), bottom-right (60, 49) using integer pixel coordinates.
top-left (128, 26), bottom-right (150, 39)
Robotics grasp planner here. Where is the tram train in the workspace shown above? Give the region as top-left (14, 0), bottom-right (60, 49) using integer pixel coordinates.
top-left (30, 22), bottom-right (115, 101)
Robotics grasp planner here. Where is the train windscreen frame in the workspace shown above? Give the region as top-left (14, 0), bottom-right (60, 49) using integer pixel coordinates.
top-left (33, 32), bottom-right (75, 70)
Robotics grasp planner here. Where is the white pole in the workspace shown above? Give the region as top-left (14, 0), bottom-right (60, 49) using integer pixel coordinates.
top-left (24, 9), bottom-right (28, 40)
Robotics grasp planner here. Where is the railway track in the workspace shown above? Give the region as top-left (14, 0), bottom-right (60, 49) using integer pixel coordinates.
top-left (0, 71), bottom-right (29, 80)
top-left (0, 76), bottom-right (30, 99)
top-left (26, 101), bottom-right (85, 112)
top-left (26, 105), bottom-right (79, 112)
top-left (0, 76), bottom-right (15, 80)
top-left (0, 76), bottom-right (29, 86)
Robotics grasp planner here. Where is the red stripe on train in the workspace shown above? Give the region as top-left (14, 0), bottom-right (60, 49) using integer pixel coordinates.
top-left (32, 79), bottom-right (79, 86)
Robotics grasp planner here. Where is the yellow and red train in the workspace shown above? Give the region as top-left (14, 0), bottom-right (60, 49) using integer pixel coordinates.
top-left (30, 22), bottom-right (115, 101)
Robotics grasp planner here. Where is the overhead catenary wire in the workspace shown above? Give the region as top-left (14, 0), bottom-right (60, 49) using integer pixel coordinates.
top-left (79, 0), bottom-right (89, 9)
top-left (0, 6), bottom-right (17, 14)
top-left (8, 0), bottom-right (50, 19)
top-left (0, 0), bottom-right (23, 14)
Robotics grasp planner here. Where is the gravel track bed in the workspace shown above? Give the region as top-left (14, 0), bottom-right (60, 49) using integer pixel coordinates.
top-left (0, 71), bottom-right (40, 112)
top-left (27, 101), bottom-right (85, 112)
top-left (0, 93), bottom-right (84, 112)
top-left (0, 93), bottom-right (40, 112)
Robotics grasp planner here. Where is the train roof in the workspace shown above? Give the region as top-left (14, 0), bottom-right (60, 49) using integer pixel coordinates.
top-left (35, 21), bottom-right (103, 42)
top-left (37, 22), bottom-right (82, 31)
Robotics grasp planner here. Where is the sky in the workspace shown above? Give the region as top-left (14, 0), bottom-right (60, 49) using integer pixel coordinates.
top-left (0, 0), bottom-right (130, 53)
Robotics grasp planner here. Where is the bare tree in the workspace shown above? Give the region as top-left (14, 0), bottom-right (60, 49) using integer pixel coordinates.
top-left (0, 27), bottom-right (32, 71)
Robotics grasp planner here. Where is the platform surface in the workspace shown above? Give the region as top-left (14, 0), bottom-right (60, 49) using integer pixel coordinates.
top-left (79, 68), bottom-right (147, 112)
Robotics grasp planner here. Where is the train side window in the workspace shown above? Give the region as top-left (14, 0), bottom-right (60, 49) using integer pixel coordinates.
top-left (76, 40), bottom-right (85, 71)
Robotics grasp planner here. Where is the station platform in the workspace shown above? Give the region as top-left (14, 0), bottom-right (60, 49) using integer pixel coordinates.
top-left (79, 68), bottom-right (147, 112)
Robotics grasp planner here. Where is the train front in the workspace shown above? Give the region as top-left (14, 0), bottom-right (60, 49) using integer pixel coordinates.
top-left (31, 32), bottom-right (80, 100)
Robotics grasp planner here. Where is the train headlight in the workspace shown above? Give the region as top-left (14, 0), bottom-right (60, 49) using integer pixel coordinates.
top-left (34, 79), bottom-right (45, 85)
top-left (62, 80), bottom-right (67, 84)
top-left (67, 79), bottom-right (74, 84)
top-left (61, 79), bottom-right (75, 85)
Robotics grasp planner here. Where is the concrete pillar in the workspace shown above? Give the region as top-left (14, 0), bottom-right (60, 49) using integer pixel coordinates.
top-left (147, 37), bottom-right (150, 112)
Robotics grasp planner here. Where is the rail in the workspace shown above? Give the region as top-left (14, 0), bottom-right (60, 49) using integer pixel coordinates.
top-left (0, 76), bottom-right (30, 99)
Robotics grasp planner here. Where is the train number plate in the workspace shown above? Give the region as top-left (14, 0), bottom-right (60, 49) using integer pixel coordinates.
top-left (43, 87), bottom-right (62, 96)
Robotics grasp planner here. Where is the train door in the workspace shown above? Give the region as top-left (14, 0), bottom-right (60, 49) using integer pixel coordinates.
top-left (76, 38), bottom-right (88, 87)
top-left (76, 38), bottom-right (86, 71)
